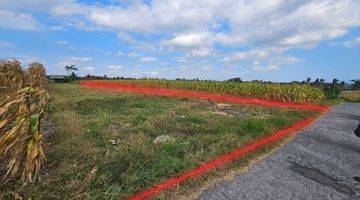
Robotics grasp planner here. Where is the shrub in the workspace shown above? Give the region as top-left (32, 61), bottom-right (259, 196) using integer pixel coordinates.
top-left (324, 84), bottom-right (341, 99)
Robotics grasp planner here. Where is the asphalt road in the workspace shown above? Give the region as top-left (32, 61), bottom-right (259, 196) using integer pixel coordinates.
top-left (199, 102), bottom-right (360, 200)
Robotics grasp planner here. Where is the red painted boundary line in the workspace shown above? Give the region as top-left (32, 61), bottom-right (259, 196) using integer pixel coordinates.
top-left (79, 80), bottom-right (329, 199)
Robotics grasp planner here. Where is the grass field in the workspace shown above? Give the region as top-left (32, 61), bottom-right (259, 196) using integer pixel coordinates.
top-left (1, 83), bottom-right (317, 199)
top-left (341, 91), bottom-right (360, 102)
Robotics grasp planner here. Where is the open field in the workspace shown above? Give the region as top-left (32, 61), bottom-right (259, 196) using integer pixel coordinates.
top-left (1, 83), bottom-right (320, 199)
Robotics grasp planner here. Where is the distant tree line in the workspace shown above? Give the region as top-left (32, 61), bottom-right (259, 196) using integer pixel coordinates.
top-left (60, 65), bottom-right (359, 99)
top-left (298, 77), bottom-right (360, 99)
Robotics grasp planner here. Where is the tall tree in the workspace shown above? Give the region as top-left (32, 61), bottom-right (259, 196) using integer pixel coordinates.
top-left (65, 65), bottom-right (78, 77)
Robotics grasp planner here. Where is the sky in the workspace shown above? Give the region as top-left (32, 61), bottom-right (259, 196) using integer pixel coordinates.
top-left (0, 0), bottom-right (359, 82)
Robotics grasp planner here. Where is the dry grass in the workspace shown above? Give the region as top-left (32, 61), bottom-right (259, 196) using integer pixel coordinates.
top-left (341, 91), bottom-right (360, 102)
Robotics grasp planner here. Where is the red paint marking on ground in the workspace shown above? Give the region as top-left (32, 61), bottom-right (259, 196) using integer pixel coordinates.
top-left (79, 80), bottom-right (329, 200)
top-left (80, 81), bottom-right (329, 112)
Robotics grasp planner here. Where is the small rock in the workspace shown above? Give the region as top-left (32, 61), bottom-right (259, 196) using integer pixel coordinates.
top-left (217, 103), bottom-right (231, 110)
top-left (108, 139), bottom-right (117, 146)
top-left (153, 135), bottom-right (175, 145)
top-left (181, 141), bottom-right (190, 145)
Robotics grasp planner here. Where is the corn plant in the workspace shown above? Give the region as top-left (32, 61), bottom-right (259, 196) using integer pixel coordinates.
top-left (101, 79), bottom-right (325, 103)
top-left (0, 60), bottom-right (24, 98)
top-left (0, 60), bottom-right (47, 183)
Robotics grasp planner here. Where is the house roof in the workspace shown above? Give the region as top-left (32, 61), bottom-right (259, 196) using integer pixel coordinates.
top-left (48, 75), bottom-right (66, 79)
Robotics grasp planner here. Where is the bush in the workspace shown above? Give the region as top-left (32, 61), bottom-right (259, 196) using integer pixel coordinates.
top-left (324, 84), bottom-right (341, 99)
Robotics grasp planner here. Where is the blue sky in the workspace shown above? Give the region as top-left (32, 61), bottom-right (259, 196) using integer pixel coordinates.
top-left (0, 0), bottom-right (359, 82)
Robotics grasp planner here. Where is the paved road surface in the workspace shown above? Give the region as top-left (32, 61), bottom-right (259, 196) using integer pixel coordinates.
top-left (199, 103), bottom-right (360, 200)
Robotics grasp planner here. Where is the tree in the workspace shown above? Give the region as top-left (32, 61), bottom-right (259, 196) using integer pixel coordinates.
top-left (324, 78), bottom-right (341, 99)
top-left (65, 65), bottom-right (78, 77)
top-left (227, 77), bottom-right (243, 83)
top-left (332, 78), bottom-right (339, 84)
top-left (351, 79), bottom-right (360, 90)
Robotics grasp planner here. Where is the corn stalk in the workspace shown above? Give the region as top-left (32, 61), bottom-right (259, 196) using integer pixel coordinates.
top-left (0, 60), bottom-right (47, 183)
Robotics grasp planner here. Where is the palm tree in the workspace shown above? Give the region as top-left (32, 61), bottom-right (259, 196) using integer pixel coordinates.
top-left (332, 78), bottom-right (339, 84)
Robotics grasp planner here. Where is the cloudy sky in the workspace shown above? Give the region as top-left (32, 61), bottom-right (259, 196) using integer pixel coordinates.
top-left (0, 0), bottom-right (359, 81)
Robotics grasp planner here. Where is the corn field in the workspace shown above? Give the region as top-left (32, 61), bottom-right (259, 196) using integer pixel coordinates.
top-left (0, 60), bottom-right (48, 183)
top-left (101, 80), bottom-right (325, 103)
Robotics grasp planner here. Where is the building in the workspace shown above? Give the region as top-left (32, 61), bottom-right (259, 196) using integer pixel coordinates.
top-left (47, 75), bottom-right (67, 83)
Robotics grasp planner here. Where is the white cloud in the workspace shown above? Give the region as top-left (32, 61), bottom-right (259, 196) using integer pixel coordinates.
top-left (82, 66), bottom-right (95, 72)
top-left (0, 10), bottom-right (40, 30)
top-left (148, 71), bottom-right (159, 76)
top-left (141, 56), bottom-right (157, 62)
top-left (117, 51), bottom-right (126, 56)
top-left (250, 56), bottom-right (300, 72)
top-left (223, 47), bottom-right (285, 63)
top-left (0, 40), bottom-right (12, 47)
top-left (131, 69), bottom-right (159, 78)
top-left (1, 0), bottom-right (360, 76)
top-left (128, 52), bottom-right (140, 57)
top-left (0, 0), bottom-right (88, 16)
top-left (165, 32), bottom-right (211, 48)
top-left (88, 1), bottom-right (213, 33)
top-left (199, 64), bottom-right (213, 71)
top-left (1, 0), bottom-right (359, 49)
top-left (107, 65), bottom-right (123, 71)
top-left (50, 25), bottom-right (66, 31)
top-left (17, 55), bottom-right (42, 65)
top-left (67, 57), bottom-right (91, 62)
top-left (269, 56), bottom-right (303, 65)
top-left (57, 40), bottom-right (68, 45)
top-left (56, 41), bottom-right (77, 51)
top-left (117, 32), bottom-right (138, 44)
top-left (84, 0), bottom-right (360, 50)
top-left (179, 65), bottom-right (190, 72)
top-left (279, 29), bottom-right (347, 47)
top-left (56, 56), bottom-right (92, 68)
top-left (50, 2), bottom-right (87, 16)
top-left (2, 0), bottom-right (359, 51)
top-left (173, 57), bottom-right (188, 63)
top-left (343, 37), bottom-right (360, 47)
top-left (186, 48), bottom-right (213, 57)
top-left (252, 61), bottom-right (279, 72)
